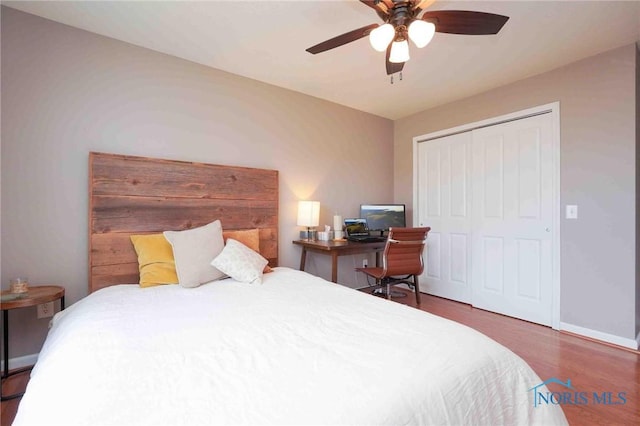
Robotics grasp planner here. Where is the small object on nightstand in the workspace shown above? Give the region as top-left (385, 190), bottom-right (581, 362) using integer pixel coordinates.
top-left (9, 277), bottom-right (28, 294)
top-left (1, 293), bottom-right (25, 302)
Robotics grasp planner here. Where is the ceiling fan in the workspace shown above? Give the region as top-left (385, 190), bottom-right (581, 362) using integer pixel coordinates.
top-left (306, 0), bottom-right (509, 76)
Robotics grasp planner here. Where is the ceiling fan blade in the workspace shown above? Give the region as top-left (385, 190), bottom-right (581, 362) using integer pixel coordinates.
top-left (421, 10), bottom-right (509, 35)
top-left (359, 0), bottom-right (390, 21)
top-left (385, 45), bottom-right (404, 75)
top-left (413, 0), bottom-right (437, 11)
top-left (306, 23), bottom-right (379, 54)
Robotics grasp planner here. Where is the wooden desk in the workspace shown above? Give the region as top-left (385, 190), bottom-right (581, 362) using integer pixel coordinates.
top-left (293, 239), bottom-right (386, 283)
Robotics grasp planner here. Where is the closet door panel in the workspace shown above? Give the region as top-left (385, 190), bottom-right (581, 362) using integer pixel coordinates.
top-left (471, 113), bottom-right (554, 326)
top-left (417, 132), bottom-right (472, 303)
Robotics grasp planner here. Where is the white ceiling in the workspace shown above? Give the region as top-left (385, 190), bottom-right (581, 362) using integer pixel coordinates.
top-left (4, 0), bottom-right (640, 120)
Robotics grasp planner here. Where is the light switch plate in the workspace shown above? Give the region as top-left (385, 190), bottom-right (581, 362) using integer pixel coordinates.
top-left (566, 205), bottom-right (578, 219)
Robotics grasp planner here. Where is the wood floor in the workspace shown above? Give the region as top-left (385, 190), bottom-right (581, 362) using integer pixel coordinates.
top-left (1, 370), bottom-right (28, 426)
top-left (394, 289), bottom-right (640, 425)
top-left (2, 291), bottom-right (638, 425)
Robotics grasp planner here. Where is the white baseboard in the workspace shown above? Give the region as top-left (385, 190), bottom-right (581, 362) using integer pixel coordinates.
top-left (1, 353), bottom-right (39, 372)
top-left (560, 322), bottom-right (639, 350)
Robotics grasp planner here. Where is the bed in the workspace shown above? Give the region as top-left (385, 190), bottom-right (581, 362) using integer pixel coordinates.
top-left (13, 153), bottom-right (567, 425)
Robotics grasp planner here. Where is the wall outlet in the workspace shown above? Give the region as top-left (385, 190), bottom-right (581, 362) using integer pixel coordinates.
top-left (362, 259), bottom-right (368, 268)
top-left (37, 302), bottom-right (54, 319)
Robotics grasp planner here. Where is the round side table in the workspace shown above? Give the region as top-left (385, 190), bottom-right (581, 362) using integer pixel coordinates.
top-left (1, 285), bottom-right (65, 401)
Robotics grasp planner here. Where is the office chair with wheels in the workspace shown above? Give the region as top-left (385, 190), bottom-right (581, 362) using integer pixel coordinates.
top-left (356, 227), bottom-right (430, 304)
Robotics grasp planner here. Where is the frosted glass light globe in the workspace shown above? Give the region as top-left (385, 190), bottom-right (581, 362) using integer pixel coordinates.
top-left (389, 40), bottom-right (410, 63)
top-left (369, 24), bottom-right (395, 52)
top-left (408, 20), bottom-right (436, 48)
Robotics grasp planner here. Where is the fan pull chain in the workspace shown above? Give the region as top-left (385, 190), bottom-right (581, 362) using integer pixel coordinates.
top-left (390, 72), bottom-right (404, 85)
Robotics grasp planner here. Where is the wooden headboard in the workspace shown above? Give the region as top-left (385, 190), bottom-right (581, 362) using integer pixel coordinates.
top-left (89, 152), bottom-right (278, 293)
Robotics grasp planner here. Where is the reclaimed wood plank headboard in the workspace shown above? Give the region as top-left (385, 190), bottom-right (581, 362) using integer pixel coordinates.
top-left (89, 152), bottom-right (278, 293)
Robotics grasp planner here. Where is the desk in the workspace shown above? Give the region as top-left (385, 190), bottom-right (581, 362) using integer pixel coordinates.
top-left (1, 285), bottom-right (65, 401)
top-left (293, 239), bottom-right (386, 283)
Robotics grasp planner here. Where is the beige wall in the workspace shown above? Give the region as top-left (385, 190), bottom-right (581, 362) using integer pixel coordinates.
top-left (0, 8), bottom-right (393, 358)
top-left (2, 6), bottom-right (638, 361)
top-left (395, 44), bottom-right (638, 342)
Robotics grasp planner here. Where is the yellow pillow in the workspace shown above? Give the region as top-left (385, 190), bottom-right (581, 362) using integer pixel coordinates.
top-left (130, 234), bottom-right (179, 287)
top-left (223, 229), bottom-right (272, 273)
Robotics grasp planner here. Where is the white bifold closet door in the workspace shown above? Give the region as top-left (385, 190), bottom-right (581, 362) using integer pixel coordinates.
top-left (417, 113), bottom-right (554, 326)
top-left (416, 132), bottom-right (473, 303)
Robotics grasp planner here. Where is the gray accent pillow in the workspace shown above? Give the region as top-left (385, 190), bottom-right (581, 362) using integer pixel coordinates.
top-left (163, 220), bottom-right (225, 288)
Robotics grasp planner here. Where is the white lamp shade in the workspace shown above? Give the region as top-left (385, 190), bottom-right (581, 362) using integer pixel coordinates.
top-left (408, 20), bottom-right (435, 48)
top-left (369, 23), bottom-right (395, 52)
top-left (297, 201), bottom-right (320, 227)
top-left (389, 40), bottom-right (410, 63)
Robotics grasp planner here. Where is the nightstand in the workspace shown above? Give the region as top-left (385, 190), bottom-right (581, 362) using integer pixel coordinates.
top-left (1, 285), bottom-right (65, 401)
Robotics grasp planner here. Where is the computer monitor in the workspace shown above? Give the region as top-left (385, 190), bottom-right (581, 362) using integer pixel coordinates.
top-left (359, 204), bottom-right (406, 236)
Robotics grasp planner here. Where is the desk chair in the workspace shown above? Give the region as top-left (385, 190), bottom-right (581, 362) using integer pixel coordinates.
top-left (356, 227), bottom-right (430, 304)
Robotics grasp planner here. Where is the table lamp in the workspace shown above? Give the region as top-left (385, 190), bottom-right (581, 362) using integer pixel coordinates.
top-left (297, 200), bottom-right (320, 240)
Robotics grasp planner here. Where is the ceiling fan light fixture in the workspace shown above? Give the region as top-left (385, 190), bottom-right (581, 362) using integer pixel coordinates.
top-left (369, 23), bottom-right (395, 52)
top-left (389, 40), bottom-right (410, 63)
top-left (408, 20), bottom-right (435, 48)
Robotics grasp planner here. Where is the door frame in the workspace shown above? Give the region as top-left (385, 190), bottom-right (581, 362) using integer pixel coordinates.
top-left (412, 102), bottom-right (561, 330)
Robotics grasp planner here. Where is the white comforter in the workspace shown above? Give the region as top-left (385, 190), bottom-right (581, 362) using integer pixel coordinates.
top-left (14, 267), bottom-right (566, 425)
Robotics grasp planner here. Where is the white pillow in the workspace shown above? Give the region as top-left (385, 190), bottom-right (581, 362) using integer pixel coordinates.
top-left (163, 220), bottom-right (225, 288)
top-left (211, 238), bottom-right (269, 284)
